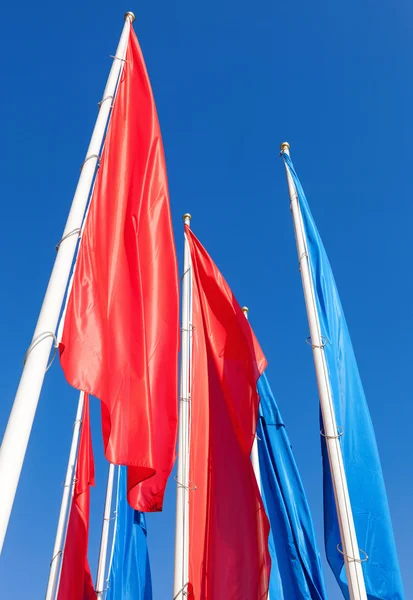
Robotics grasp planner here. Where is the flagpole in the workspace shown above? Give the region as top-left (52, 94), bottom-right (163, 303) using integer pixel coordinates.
top-left (44, 391), bottom-right (85, 600)
top-left (280, 142), bottom-right (368, 600)
top-left (242, 306), bottom-right (271, 600)
top-left (95, 462), bottom-right (116, 599)
top-left (0, 12), bottom-right (135, 554)
top-left (173, 214), bottom-right (192, 600)
top-left (242, 307), bottom-right (262, 491)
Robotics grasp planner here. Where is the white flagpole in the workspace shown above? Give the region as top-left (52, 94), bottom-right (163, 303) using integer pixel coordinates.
top-left (44, 391), bottom-right (85, 600)
top-left (95, 462), bottom-right (116, 599)
top-left (173, 214), bottom-right (192, 600)
top-left (281, 142), bottom-right (368, 600)
top-left (242, 306), bottom-right (262, 493)
top-left (242, 306), bottom-right (270, 600)
top-left (0, 12), bottom-right (135, 554)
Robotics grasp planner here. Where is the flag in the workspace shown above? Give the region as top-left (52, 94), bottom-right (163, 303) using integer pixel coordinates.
top-left (257, 372), bottom-right (328, 600)
top-left (106, 467), bottom-right (152, 600)
top-left (60, 26), bottom-right (179, 512)
top-left (57, 394), bottom-right (96, 600)
top-left (186, 226), bottom-right (270, 600)
top-left (283, 153), bottom-right (405, 600)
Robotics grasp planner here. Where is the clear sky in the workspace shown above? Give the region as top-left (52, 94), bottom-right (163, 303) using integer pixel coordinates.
top-left (0, 1), bottom-right (412, 598)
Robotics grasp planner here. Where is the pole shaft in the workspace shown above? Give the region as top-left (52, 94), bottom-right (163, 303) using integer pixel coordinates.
top-left (0, 16), bottom-right (132, 554)
top-left (282, 146), bottom-right (367, 600)
top-left (44, 392), bottom-right (85, 600)
top-left (173, 216), bottom-right (192, 599)
top-left (96, 462), bottom-right (116, 598)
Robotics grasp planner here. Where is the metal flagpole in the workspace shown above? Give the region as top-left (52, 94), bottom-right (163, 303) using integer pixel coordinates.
top-left (95, 462), bottom-right (116, 599)
top-left (280, 142), bottom-right (368, 600)
top-left (173, 214), bottom-right (192, 600)
top-left (44, 391), bottom-right (85, 600)
top-left (0, 12), bottom-right (135, 554)
top-left (242, 306), bottom-right (262, 493)
top-left (242, 306), bottom-right (270, 600)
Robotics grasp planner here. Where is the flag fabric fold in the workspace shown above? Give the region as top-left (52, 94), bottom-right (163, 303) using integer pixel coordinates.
top-left (60, 26), bottom-right (179, 512)
top-left (106, 467), bottom-right (152, 600)
top-left (186, 226), bottom-right (270, 600)
top-left (57, 394), bottom-right (96, 600)
top-left (283, 153), bottom-right (405, 600)
top-left (257, 372), bottom-right (328, 600)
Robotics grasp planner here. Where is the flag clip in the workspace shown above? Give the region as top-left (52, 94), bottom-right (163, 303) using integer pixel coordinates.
top-left (336, 543), bottom-right (369, 563)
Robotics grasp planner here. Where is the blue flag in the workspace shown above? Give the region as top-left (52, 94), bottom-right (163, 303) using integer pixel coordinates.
top-left (283, 153), bottom-right (405, 600)
top-left (257, 373), bottom-right (328, 600)
top-left (106, 467), bottom-right (152, 600)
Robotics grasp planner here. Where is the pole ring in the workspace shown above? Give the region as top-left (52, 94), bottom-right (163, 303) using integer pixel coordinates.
top-left (56, 227), bottom-right (81, 251)
top-left (180, 265), bottom-right (191, 280)
top-left (174, 476), bottom-right (197, 491)
top-left (80, 153), bottom-right (100, 172)
top-left (306, 335), bottom-right (328, 349)
top-left (49, 549), bottom-right (62, 566)
top-left (320, 426), bottom-right (344, 439)
top-left (336, 543), bottom-right (369, 563)
top-left (24, 331), bottom-right (58, 371)
top-left (179, 394), bottom-right (191, 403)
top-left (98, 95), bottom-right (114, 108)
top-left (173, 583), bottom-right (190, 600)
top-left (109, 54), bottom-right (128, 63)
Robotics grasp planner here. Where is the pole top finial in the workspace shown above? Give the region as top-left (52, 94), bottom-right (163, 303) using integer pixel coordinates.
top-left (280, 142), bottom-right (290, 153)
top-left (124, 12), bottom-right (136, 22)
top-left (241, 306), bottom-right (249, 315)
top-left (183, 213), bottom-right (192, 222)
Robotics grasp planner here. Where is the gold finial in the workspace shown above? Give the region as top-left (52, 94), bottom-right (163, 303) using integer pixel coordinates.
top-left (182, 213), bottom-right (192, 222)
top-left (124, 12), bottom-right (136, 22)
top-left (280, 142), bottom-right (290, 153)
top-left (241, 306), bottom-right (249, 315)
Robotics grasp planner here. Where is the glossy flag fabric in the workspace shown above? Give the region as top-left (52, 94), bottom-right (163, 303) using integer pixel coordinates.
top-left (283, 153), bottom-right (405, 600)
top-left (57, 394), bottom-right (96, 600)
top-left (257, 372), bottom-right (328, 600)
top-left (106, 467), bottom-right (152, 600)
top-left (186, 226), bottom-right (270, 600)
top-left (60, 25), bottom-right (179, 512)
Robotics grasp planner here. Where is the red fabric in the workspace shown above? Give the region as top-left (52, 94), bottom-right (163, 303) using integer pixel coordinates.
top-left (186, 227), bottom-right (271, 600)
top-left (60, 26), bottom-right (179, 511)
top-left (57, 394), bottom-right (96, 600)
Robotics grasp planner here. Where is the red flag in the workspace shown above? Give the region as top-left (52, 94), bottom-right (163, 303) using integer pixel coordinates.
top-left (60, 26), bottom-right (179, 511)
top-left (58, 394), bottom-right (96, 600)
top-left (186, 227), bottom-right (271, 599)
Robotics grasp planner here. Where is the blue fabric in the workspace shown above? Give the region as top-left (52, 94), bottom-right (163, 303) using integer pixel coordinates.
top-left (257, 373), bottom-right (328, 600)
top-left (283, 153), bottom-right (405, 600)
top-left (106, 467), bottom-right (152, 600)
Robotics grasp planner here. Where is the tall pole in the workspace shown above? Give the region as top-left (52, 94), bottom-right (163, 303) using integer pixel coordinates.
top-left (44, 392), bottom-right (85, 600)
top-left (242, 307), bottom-right (262, 491)
top-left (95, 462), bottom-right (116, 599)
top-left (280, 142), bottom-right (368, 600)
top-left (0, 12), bottom-right (135, 554)
top-left (242, 306), bottom-right (270, 600)
top-left (173, 214), bottom-right (192, 600)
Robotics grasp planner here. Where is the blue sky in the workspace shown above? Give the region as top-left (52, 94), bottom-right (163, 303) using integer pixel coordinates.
top-left (0, 1), bottom-right (412, 598)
